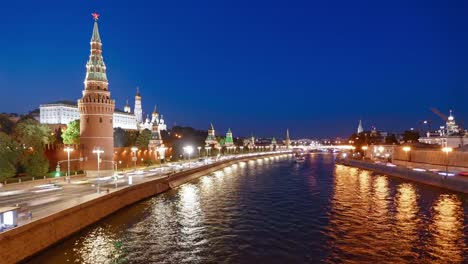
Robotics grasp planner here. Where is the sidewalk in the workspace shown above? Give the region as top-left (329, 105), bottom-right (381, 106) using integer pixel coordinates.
top-left (340, 159), bottom-right (468, 194)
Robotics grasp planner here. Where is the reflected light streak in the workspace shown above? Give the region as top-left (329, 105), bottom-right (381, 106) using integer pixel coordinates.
top-left (75, 227), bottom-right (121, 264)
top-left (429, 194), bottom-right (465, 262)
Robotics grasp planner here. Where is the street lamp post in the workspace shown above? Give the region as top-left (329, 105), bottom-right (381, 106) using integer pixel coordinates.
top-left (184, 146), bottom-right (194, 160)
top-left (402, 146), bottom-right (411, 168)
top-left (197, 146), bottom-right (202, 157)
top-left (92, 147), bottom-right (104, 193)
top-left (442, 147), bottom-right (453, 178)
top-left (157, 145), bottom-right (167, 166)
top-left (131, 146), bottom-right (138, 171)
top-left (64, 146), bottom-right (73, 183)
top-left (361, 146), bottom-right (368, 160)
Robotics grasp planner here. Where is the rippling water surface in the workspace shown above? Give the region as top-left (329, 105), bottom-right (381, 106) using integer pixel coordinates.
top-left (31, 154), bottom-right (468, 263)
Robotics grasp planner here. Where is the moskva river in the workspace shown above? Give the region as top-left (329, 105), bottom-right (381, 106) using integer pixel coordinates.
top-left (30, 154), bottom-right (467, 263)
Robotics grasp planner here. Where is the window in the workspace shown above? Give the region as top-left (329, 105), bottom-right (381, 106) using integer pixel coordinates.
top-left (100, 117), bottom-right (102, 123)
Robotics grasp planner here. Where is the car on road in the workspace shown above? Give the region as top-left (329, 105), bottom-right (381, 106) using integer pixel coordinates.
top-left (32, 183), bottom-right (62, 193)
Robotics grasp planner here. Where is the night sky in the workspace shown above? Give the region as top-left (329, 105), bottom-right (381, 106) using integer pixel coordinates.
top-left (1, 0), bottom-right (467, 138)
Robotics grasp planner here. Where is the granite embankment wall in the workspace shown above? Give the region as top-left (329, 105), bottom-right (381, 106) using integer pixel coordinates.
top-left (392, 147), bottom-right (468, 172)
top-left (0, 153), bottom-right (285, 264)
top-left (341, 159), bottom-right (468, 194)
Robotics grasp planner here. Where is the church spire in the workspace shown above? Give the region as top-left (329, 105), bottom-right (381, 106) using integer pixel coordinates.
top-left (357, 120), bottom-right (364, 134)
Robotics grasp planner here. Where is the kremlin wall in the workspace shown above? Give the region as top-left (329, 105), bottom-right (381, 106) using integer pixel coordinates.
top-left (44, 145), bottom-right (166, 174)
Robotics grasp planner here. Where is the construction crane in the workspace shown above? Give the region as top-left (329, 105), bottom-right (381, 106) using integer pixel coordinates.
top-left (430, 107), bottom-right (448, 122)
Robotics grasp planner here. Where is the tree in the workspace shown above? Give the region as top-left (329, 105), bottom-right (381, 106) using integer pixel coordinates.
top-left (62, 120), bottom-right (80, 145)
top-left (0, 132), bottom-right (20, 180)
top-left (385, 134), bottom-right (398, 145)
top-left (14, 119), bottom-right (53, 175)
top-left (127, 130), bottom-right (139, 147)
top-left (14, 119), bottom-right (53, 151)
top-left (0, 114), bottom-right (15, 135)
top-left (114, 127), bottom-right (129, 147)
top-left (218, 138), bottom-right (225, 146)
top-left (135, 129), bottom-right (152, 148)
top-left (402, 130), bottom-right (420, 143)
top-left (23, 152), bottom-right (49, 177)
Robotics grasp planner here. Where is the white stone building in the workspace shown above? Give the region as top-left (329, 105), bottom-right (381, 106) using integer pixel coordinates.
top-left (418, 110), bottom-right (467, 148)
top-left (40, 88), bottom-right (168, 131)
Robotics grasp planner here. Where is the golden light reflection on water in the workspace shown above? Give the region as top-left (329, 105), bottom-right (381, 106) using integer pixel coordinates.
top-left (394, 183), bottom-right (419, 259)
top-left (329, 165), bottom-right (466, 263)
top-left (177, 184), bottom-right (204, 258)
top-left (199, 175), bottom-right (214, 197)
top-left (429, 194), bottom-right (465, 262)
top-left (74, 227), bottom-right (121, 264)
top-left (179, 184), bottom-right (198, 209)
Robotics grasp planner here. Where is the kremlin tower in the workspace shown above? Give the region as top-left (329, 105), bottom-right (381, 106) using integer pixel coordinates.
top-left (78, 13), bottom-right (115, 176)
top-left (151, 105), bottom-right (159, 124)
top-left (224, 128), bottom-right (234, 147)
top-left (148, 117), bottom-right (163, 152)
top-left (134, 87), bottom-right (143, 124)
top-left (205, 123), bottom-right (218, 146)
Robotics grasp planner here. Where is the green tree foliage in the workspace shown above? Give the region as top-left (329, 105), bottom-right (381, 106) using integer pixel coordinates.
top-left (218, 138), bottom-right (225, 146)
top-left (135, 129), bottom-right (152, 148)
top-left (0, 114), bottom-right (15, 135)
top-left (14, 119), bottom-right (53, 151)
top-left (14, 119), bottom-right (53, 176)
top-left (62, 120), bottom-right (80, 145)
top-left (385, 134), bottom-right (399, 144)
top-left (23, 152), bottom-right (49, 177)
top-left (0, 132), bottom-right (20, 180)
top-left (167, 126), bottom-right (209, 160)
top-left (114, 127), bottom-right (129, 147)
top-left (0, 160), bottom-right (16, 181)
top-left (402, 130), bottom-right (420, 143)
top-left (349, 131), bottom-right (384, 154)
top-left (127, 130), bottom-right (139, 147)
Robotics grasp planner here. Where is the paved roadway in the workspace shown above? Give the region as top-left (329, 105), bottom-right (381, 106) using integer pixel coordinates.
top-left (0, 153), bottom-right (283, 230)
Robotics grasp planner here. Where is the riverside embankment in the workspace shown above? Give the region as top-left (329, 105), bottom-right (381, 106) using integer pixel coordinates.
top-left (0, 152), bottom-right (289, 264)
top-left (340, 159), bottom-right (468, 194)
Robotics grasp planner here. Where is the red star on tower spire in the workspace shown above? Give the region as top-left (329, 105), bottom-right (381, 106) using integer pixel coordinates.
top-left (92, 12), bottom-right (100, 21)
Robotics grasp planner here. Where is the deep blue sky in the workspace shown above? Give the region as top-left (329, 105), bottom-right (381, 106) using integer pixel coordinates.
top-left (1, 0), bottom-right (467, 138)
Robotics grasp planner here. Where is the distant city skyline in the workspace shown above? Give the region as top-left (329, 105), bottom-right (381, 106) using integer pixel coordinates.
top-left (0, 0), bottom-right (467, 138)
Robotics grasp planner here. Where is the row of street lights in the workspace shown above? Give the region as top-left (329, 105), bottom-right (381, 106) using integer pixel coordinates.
top-left (61, 143), bottom-right (280, 178)
top-left (360, 144), bottom-right (454, 177)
